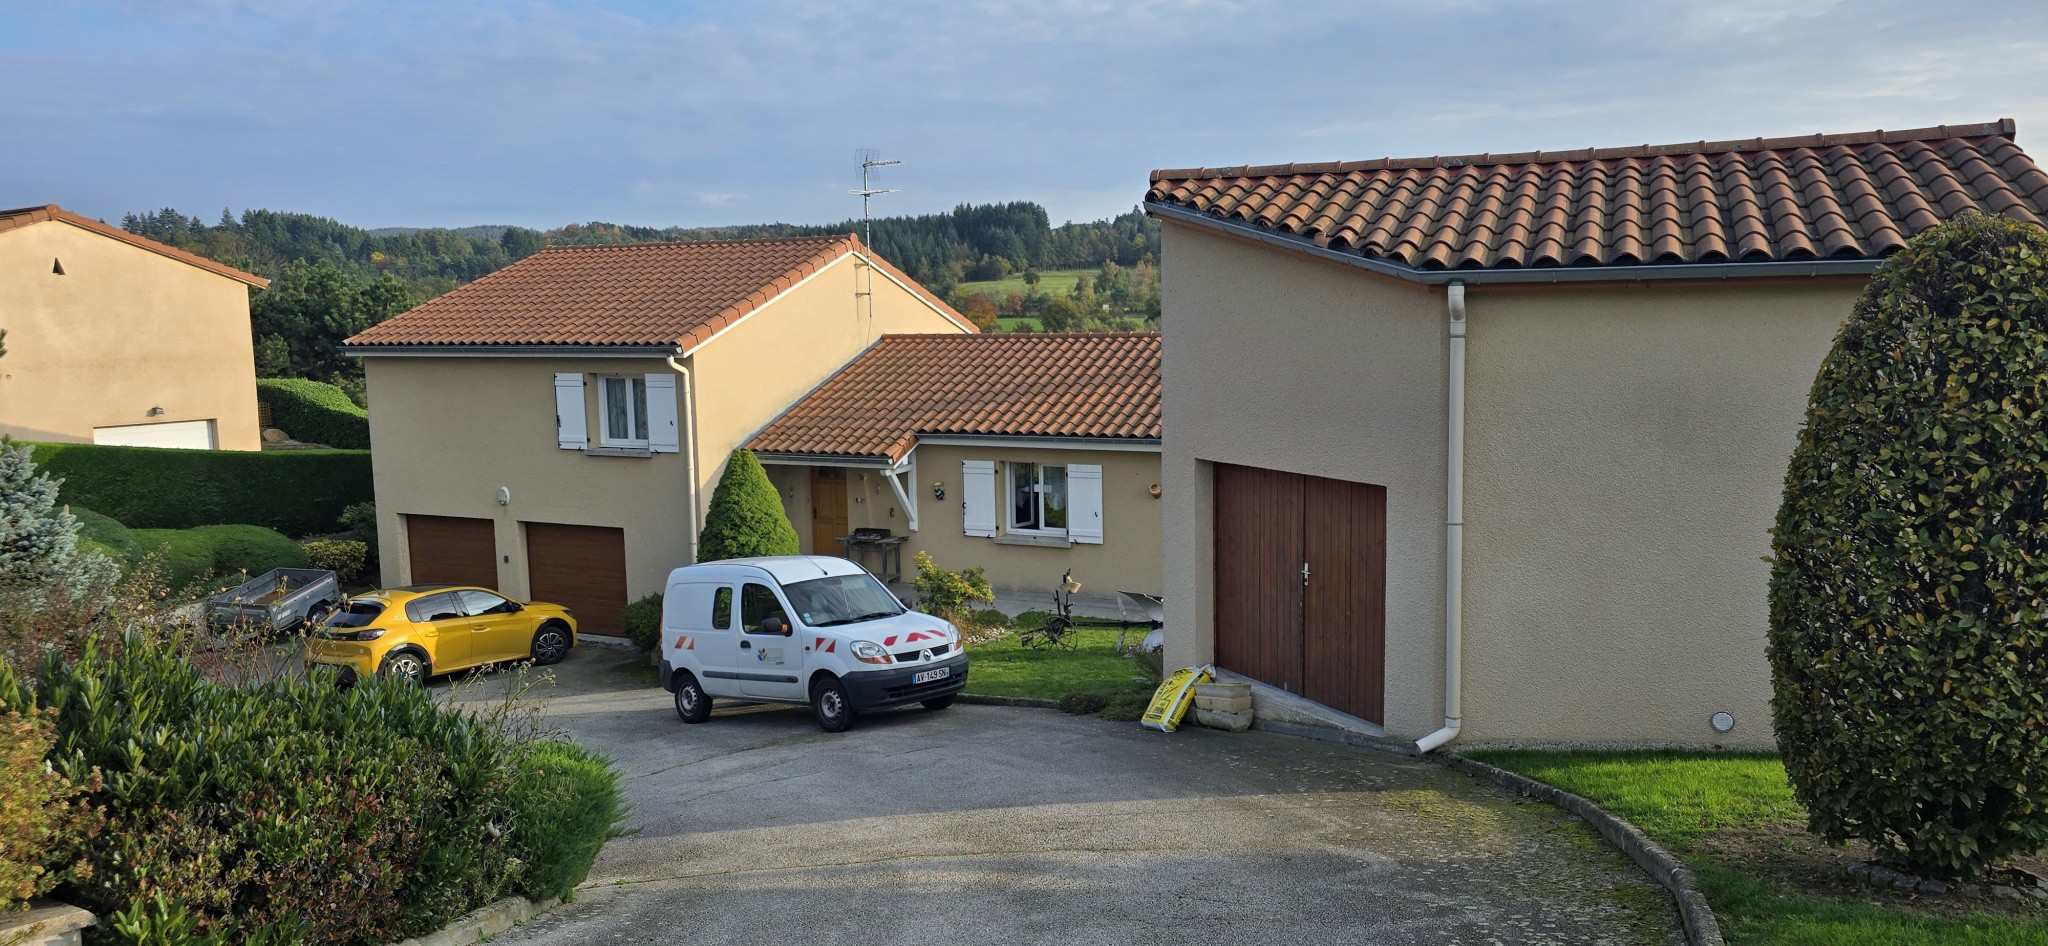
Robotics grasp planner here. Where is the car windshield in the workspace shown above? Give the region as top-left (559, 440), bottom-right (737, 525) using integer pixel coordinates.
top-left (323, 601), bottom-right (383, 629)
top-left (783, 573), bottom-right (904, 627)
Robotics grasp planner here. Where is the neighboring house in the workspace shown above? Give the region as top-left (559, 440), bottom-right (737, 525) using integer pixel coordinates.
top-left (746, 332), bottom-right (1162, 602)
top-left (1144, 120), bottom-right (2048, 747)
top-left (0, 204), bottom-right (267, 450)
top-left (343, 234), bottom-right (974, 635)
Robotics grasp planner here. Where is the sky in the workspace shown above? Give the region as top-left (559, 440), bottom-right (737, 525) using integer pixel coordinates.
top-left (3, 0), bottom-right (2045, 231)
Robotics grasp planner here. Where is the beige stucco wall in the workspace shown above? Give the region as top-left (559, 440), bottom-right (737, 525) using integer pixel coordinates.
top-left (362, 249), bottom-right (968, 601)
top-left (1157, 221), bottom-right (1448, 739)
top-left (1460, 278), bottom-right (1858, 746)
top-left (0, 220), bottom-right (260, 449)
top-left (765, 443), bottom-right (1163, 599)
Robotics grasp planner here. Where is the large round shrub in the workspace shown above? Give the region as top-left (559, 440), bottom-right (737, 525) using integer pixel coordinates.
top-left (696, 450), bottom-right (798, 562)
top-left (257, 377), bottom-right (371, 449)
top-left (1769, 213), bottom-right (2048, 879)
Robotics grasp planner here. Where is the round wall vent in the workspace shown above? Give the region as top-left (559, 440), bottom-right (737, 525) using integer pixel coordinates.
top-left (1710, 711), bottom-right (1736, 733)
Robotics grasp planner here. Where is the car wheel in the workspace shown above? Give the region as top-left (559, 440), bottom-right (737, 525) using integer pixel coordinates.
top-left (531, 622), bottom-right (571, 665)
top-left (379, 649), bottom-right (429, 685)
top-left (672, 671), bottom-right (712, 724)
top-left (811, 675), bottom-right (856, 733)
top-left (922, 694), bottom-right (956, 712)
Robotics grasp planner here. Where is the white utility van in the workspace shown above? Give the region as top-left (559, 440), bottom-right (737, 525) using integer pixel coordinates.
top-left (657, 556), bottom-right (968, 732)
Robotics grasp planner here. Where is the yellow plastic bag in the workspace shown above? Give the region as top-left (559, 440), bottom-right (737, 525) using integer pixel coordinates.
top-left (1142, 665), bottom-right (1214, 732)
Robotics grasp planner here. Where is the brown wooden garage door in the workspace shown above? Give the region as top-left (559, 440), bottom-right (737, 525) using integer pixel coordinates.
top-left (1213, 464), bottom-right (1386, 724)
top-left (405, 515), bottom-right (499, 589)
top-left (524, 522), bottom-right (627, 636)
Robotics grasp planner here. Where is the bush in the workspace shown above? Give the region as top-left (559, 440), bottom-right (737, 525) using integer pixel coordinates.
top-left (28, 442), bottom-right (372, 536)
top-left (507, 740), bottom-right (628, 902)
top-left (1769, 213), bottom-right (2048, 879)
top-left (68, 506), bottom-right (140, 563)
top-left (0, 708), bottom-right (100, 916)
top-left (912, 551), bottom-right (993, 620)
top-left (696, 450), bottom-right (798, 562)
top-left (257, 377), bottom-right (371, 449)
top-left (623, 594), bottom-right (662, 652)
top-left (339, 500), bottom-right (378, 552)
top-left (304, 539), bottom-right (368, 583)
top-left (189, 524), bottom-right (310, 575)
top-left (131, 530), bottom-right (220, 591)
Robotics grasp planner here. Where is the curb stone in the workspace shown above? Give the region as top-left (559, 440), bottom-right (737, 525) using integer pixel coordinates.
top-left (385, 896), bottom-right (561, 946)
top-left (1438, 752), bottom-right (1726, 946)
top-left (958, 693), bottom-right (1059, 709)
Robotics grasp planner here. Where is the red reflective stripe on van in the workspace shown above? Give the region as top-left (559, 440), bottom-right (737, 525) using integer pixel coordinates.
top-left (883, 635), bottom-right (898, 646)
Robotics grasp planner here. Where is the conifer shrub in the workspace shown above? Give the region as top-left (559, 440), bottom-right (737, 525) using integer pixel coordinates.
top-left (1769, 213), bottom-right (2048, 879)
top-left (696, 450), bottom-right (798, 562)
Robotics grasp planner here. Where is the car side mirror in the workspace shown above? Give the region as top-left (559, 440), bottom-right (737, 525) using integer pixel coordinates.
top-left (763, 616), bottom-right (788, 636)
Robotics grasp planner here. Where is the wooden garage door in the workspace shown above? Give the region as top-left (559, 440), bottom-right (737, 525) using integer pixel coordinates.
top-left (1213, 464), bottom-right (1386, 724)
top-left (406, 515), bottom-right (498, 589)
top-left (524, 522), bottom-right (627, 636)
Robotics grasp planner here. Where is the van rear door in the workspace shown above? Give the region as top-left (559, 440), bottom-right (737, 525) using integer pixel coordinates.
top-left (667, 581), bottom-right (742, 697)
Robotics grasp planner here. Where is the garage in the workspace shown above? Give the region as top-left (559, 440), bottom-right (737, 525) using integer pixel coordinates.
top-left (92, 419), bottom-right (217, 449)
top-left (524, 522), bottom-right (627, 636)
top-left (405, 514), bottom-right (499, 589)
top-left (1212, 463), bottom-right (1385, 724)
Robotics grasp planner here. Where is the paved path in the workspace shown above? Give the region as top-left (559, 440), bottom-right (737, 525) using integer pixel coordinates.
top-left (449, 648), bottom-right (1680, 946)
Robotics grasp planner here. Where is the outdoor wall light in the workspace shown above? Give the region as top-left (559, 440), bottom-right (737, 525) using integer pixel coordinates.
top-left (147, 406), bottom-right (165, 416)
top-left (1710, 711), bottom-right (1736, 733)
top-left (496, 486), bottom-right (511, 507)
top-left (932, 481), bottom-right (946, 501)
top-left (1148, 483), bottom-right (1162, 499)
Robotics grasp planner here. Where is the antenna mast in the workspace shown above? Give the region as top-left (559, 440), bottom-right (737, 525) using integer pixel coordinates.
top-left (850, 149), bottom-right (901, 319)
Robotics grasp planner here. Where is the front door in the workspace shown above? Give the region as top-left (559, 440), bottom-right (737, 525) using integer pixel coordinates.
top-left (738, 582), bottom-right (804, 700)
top-left (811, 467), bottom-right (848, 556)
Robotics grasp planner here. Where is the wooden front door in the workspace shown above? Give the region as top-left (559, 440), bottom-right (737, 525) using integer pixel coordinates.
top-left (1212, 464), bottom-right (1386, 724)
top-left (524, 522), bottom-right (628, 636)
top-left (406, 514), bottom-right (498, 590)
top-left (811, 467), bottom-right (848, 556)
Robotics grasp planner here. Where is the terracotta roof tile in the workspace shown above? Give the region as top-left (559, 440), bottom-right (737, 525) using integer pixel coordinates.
top-left (1145, 120), bottom-right (2048, 271)
top-left (346, 233), bottom-right (967, 349)
top-left (0, 204), bottom-right (268, 287)
top-left (746, 333), bottom-right (1161, 462)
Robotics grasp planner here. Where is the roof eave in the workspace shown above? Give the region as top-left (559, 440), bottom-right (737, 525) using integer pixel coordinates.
top-left (1145, 201), bottom-right (1885, 285)
top-left (343, 343), bottom-right (685, 358)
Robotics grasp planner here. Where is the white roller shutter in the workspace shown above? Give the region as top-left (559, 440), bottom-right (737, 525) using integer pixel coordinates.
top-left (961, 460), bottom-right (996, 537)
top-left (645, 373), bottom-right (680, 453)
top-left (554, 373), bottom-right (587, 449)
top-left (1067, 463), bottom-right (1103, 544)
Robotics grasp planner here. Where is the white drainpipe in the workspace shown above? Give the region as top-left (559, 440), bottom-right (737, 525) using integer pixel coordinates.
top-left (665, 356), bottom-right (702, 563)
top-left (1416, 281), bottom-right (1467, 754)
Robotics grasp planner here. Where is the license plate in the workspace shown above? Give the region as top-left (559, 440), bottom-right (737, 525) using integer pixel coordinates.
top-left (912, 667), bottom-right (951, 684)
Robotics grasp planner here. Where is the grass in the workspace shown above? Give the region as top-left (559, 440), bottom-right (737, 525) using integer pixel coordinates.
top-left (995, 317), bottom-right (1043, 332)
top-left (957, 268), bottom-right (1094, 300)
top-left (960, 612), bottom-right (1157, 701)
top-left (1465, 750), bottom-right (2048, 946)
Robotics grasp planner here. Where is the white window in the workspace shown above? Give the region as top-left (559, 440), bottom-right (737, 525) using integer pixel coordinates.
top-left (599, 376), bottom-right (650, 448)
top-left (1007, 462), bottom-right (1068, 534)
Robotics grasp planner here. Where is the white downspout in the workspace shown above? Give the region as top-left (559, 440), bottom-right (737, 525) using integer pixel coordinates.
top-left (665, 356), bottom-right (702, 563)
top-left (1416, 281), bottom-right (1467, 753)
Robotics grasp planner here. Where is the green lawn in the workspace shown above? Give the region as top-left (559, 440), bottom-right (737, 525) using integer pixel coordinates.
top-left (961, 616), bottom-right (1156, 701)
top-left (957, 268), bottom-right (1094, 300)
top-left (995, 317), bottom-right (1043, 332)
top-left (1466, 750), bottom-right (2048, 945)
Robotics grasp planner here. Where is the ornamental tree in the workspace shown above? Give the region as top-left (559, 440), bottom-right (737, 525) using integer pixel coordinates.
top-left (696, 450), bottom-right (799, 563)
top-left (1768, 213), bottom-right (2048, 879)
top-left (0, 442), bottom-right (117, 599)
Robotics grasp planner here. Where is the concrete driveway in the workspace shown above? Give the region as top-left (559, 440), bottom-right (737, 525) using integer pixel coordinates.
top-left (448, 647), bottom-right (1679, 946)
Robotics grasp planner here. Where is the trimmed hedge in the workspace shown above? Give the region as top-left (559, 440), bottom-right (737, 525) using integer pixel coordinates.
top-left (69, 506), bottom-right (141, 562)
top-left (29, 442), bottom-right (371, 536)
top-left (130, 525), bottom-right (307, 590)
top-left (257, 377), bottom-right (371, 449)
top-left (508, 740), bottom-right (628, 902)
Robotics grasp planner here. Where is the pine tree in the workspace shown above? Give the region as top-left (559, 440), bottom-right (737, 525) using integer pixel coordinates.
top-left (696, 450), bottom-right (799, 562)
top-left (0, 443), bottom-right (117, 599)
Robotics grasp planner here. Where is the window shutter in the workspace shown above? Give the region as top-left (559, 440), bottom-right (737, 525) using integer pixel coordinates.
top-left (961, 460), bottom-right (996, 537)
top-left (645, 373), bottom-right (680, 453)
top-left (1068, 464), bottom-right (1103, 544)
top-left (554, 373), bottom-right (587, 449)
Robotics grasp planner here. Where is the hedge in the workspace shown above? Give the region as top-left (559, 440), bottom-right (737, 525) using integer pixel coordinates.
top-left (29, 442), bottom-right (371, 536)
top-left (257, 377), bottom-right (371, 449)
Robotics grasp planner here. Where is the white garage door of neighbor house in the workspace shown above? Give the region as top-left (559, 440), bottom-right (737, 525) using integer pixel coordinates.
top-left (91, 419), bottom-right (217, 450)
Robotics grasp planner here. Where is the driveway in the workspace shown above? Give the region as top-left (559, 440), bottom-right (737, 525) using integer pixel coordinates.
top-left (448, 647), bottom-right (1680, 946)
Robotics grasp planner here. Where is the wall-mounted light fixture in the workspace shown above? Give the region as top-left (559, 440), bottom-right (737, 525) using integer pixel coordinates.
top-left (496, 486), bottom-right (512, 506)
top-left (932, 481), bottom-right (946, 501)
top-left (147, 406), bottom-right (165, 417)
top-left (1148, 483), bottom-right (1162, 499)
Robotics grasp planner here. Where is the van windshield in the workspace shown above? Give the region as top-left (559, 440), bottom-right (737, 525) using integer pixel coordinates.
top-left (784, 574), bottom-right (904, 627)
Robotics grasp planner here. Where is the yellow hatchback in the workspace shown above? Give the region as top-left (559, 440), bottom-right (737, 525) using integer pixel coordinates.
top-left (305, 584), bottom-right (577, 685)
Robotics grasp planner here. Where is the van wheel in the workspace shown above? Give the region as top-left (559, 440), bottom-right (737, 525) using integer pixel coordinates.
top-left (922, 695), bottom-right (956, 711)
top-left (811, 676), bottom-right (855, 733)
top-left (531, 622), bottom-right (571, 665)
top-left (673, 672), bottom-right (712, 724)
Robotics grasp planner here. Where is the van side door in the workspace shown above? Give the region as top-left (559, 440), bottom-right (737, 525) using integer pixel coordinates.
top-left (737, 581), bottom-right (805, 701)
top-left (667, 582), bottom-right (744, 698)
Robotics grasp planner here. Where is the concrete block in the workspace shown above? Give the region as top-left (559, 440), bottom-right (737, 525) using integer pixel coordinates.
top-left (0, 901), bottom-right (94, 946)
top-left (1196, 707), bottom-right (1254, 732)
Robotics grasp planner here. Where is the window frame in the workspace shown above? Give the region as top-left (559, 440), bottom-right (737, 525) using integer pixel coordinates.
top-left (740, 582), bottom-right (791, 635)
top-left (597, 375), bottom-right (651, 449)
top-left (711, 587), bottom-right (733, 630)
top-left (456, 589), bottom-right (519, 617)
top-left (1005, 461), bottom-right (1069, 536)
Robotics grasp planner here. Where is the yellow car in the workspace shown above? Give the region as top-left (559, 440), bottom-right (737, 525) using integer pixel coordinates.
top-left (305, 584), bottom-right (577, 685)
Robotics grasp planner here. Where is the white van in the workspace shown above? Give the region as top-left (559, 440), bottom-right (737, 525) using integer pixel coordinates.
top-left (657, 556), bottom-right (969, 732)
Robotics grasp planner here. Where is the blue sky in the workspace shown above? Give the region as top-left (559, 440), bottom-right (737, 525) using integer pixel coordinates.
top-left (3, 0), bottom-right (2044, 230)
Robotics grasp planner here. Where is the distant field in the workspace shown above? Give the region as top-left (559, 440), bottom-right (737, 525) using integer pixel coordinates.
top-left (957, 268), bottom-right (1093, 299)
top-left (995, 317), bottom-right (1044, 332)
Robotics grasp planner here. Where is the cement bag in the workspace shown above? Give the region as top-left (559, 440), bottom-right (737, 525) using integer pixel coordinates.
top-left (1142, 665), bottom-right (1213, 732)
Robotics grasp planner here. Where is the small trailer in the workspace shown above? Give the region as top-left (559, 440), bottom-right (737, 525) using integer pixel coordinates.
top-left (205, 568), bottom-right (340, 634)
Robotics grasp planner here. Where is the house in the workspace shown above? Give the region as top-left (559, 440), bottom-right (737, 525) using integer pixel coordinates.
top-left (343, 234), bottom-right (974, 635)
top-left (0, 204), bottom-right (267, 449)
top-left (1143, 120), bottom-right (2048, 747)
top-left (745, 331), bottom-right (1162, 602)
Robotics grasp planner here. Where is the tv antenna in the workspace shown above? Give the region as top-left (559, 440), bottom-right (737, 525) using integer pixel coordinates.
top-left (850, 149), bottom-right (900, 249)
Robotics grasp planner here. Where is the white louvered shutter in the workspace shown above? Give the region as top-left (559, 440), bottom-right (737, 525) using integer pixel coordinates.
top-left (961, 460), bottom-right (997, 537)
top-left (645, 373), bottom-right (680, 453)
top-left (1067, 464), bottom-right (1103, 544)
top-left (554, 373), bottom-right (587, 449)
